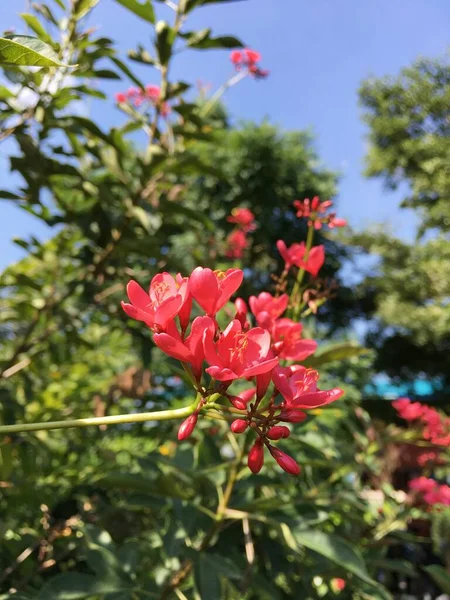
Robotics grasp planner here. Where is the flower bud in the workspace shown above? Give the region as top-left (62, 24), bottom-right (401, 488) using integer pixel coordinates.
top-left (231, 419), bottom-right (248, 434)
top-left (177, 414), bottom-right (198, 440)
top-left (248, 439), bottom-right (264, 474)
top-left (266, 425), bottom-right (290, 440)
top-left (235, 297), bottom-right (248, 314)
top-left (228, 396), bottom-right (248, 411)
top-left (269, 446), bottom-right (300, 475)
top-left (279, 409), bottom-right (307, 423)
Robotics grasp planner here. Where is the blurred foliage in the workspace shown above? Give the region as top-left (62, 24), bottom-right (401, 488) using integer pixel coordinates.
top-left (0, 1), bottom-right (447, 599)
top-left (355, 55), bottom-right (450, 389)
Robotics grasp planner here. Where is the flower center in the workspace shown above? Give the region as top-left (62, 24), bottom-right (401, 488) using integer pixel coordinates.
top-left (151, 281), bottom-right (170, 303)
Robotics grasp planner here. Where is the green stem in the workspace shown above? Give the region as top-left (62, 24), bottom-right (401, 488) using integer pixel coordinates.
top-left (291, 224), bottom-right (315, 320)
top-left (0, 396), bottom-right (202, 435)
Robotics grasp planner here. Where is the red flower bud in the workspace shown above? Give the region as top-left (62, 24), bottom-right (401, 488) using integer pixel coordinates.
top-left (177, 414), bottom-right (198, 440)
top-left (269, 446), bottom-right (301, 475)
top-left (279, 409), bottom-right (307, 423)
top-left (228, 396), bottom-right (248, 411)
top-left (231, 419), bottom-right (248, 434)
top-left (266, 425), bottom-right (290, 440)
top-left (248, 439), bottom-right (264, 474)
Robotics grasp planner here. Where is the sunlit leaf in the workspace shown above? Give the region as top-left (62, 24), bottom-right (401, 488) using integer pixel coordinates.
top-left (0, 35), bottom-right (69, 67)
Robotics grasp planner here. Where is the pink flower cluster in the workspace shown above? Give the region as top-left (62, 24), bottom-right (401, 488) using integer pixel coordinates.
top-left (392, 398), bottom-right (450, 447)
top-left (230, 48), bottom-right (269, 79)
top-left (225, 207), bottom-right (256, 258)
top-left (122, 267), bottom-right (343, 474)
top-left (409, 477), bottom-right (450, 506)
top-left (293, 196), bottom-right (347, 230)
top-left (115, 84), bottom-right (170, 116)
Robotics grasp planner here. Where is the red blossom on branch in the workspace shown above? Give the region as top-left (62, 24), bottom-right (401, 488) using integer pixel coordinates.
top-left (121, 274), bottom-right (189, 332)
top-left (293, 196), bottom-right (347, 230)
top-left (227, 207), bottom-right (256, 231)
top-left (190, 267), bottom-right (243, 316)
top-left (271, 318), bottom-right (318, 361)
top-left (273, 365), bottom-right (344, 409)
top-left (276, 240), bottom-right (325, 277)
top-left (114, 84), bottom-right (171, 115)
top-left (225, 229), bottom-right (248, 258)
top-left (121, 247), bottom-right (344, 475)
top-left (230, 48), bottom-right (269, 79)
top-left (203, 319), bottom-right (278, 382)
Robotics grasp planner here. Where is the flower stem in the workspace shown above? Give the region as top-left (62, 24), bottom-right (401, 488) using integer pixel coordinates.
top-left (291, 224), bottom-right (315, 320)
top-left (0, 396), bottom-right (202, 435)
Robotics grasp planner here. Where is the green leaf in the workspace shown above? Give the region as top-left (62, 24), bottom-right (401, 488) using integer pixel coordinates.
top-left (304, 342), bottom-right (368, 367)
top-left (0, 444), bottom-right (13, 480)
top-left (33, 4), bottom-right (59, 25)
top-left (115, 0), bottom-right (155, 23)
top-left (293, 529), bottom-right (386, 590)
top-left (74, 0), bottom-right (101, 19)
top-left (186, 0), bottom-right (245, 13)
top-left (189, 34), bottom-right (243, 50)
top-left (20, 14), bottom-right (53, 44)
top-left (110, 57), bottom-right (145, 89)
top-left (0, 85), bottom-right (14, 99)
top-left (35, 573), bottom-right (130, 599)
top-left (159, 198), bottom-right (214, 231)
top-left (0, 35), bottom-right (69, 67)
top-left (0, 190), bottom-right (22, 199)
top-left (155, 20), bottom-right (175, 66)
top-left (194, 554), bottom-right (222, 600)
top-left (372, 559), bottom-right (418, 578)
top-left (423, 565), bottom-right (450, 593)
top-left (128, 45), bottom-right (156, 66)
top-left (166, 81), bottom-right (191, 99)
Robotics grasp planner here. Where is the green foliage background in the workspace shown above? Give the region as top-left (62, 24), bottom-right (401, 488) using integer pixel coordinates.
top-left (0, 1), bottom-right (449, 599)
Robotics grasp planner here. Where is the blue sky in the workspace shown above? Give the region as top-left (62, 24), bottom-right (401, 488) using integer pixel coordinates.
top-left (1, 0), bottom-right (449, 271)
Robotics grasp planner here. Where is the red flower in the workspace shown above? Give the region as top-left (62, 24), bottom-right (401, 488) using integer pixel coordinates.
top-left (115, 92), bottom-right (127, 103)
top-left (226, 229), bottom-right (248, 258)
top-left (145, 84), bottom-right (161, 100)
top-left (276, 240), bottom-right (304, 270)
top-left (243, 48), bottom-right (261, 63)
top-left (328, 215), bottom-right (347, 229)
top-left (276, 240), bottom-right (325, 277)
top-left (298, 245), bottom-right (325, 277)
top-left (227, 207), bottom-right (256, 232)
top-left (249, 292), bottom-right (289, 327)
top-left (153, 316), bottom-right (216, 380)
top-left (121, 273), bottom-right (189, 331)
top-left (271, 318), bottom-right (317, 361)
top-left (273, 365), bottom-right (344, 409)
top-left (230, 50), bottom-right (243, 65)
top-left (409, 477), bottom-right (437, 493)
top-left (293, 197), bottom-right (346, 230)
top-left (392, 397), bottom-right (411, 412)
top-left (126, 87), bottom-right (139, 97)
top-left (230, 48), bottom-right (268, 78)
top-left (203, 319), bottom-right (278, 382)
top-left (190, 267), bottom-right (243, 316)
top-left (393, 398), bottom-right (425, 421)
top-left (423, 484), bottom-right (450, 506)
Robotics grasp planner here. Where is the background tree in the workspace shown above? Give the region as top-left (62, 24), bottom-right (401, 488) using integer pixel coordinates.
top-left (355, 55), bottom-right (450, 393)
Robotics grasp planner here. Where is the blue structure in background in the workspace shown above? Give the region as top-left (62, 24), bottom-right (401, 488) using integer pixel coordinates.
top-left (364, 376), bottom-right (444, 401)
